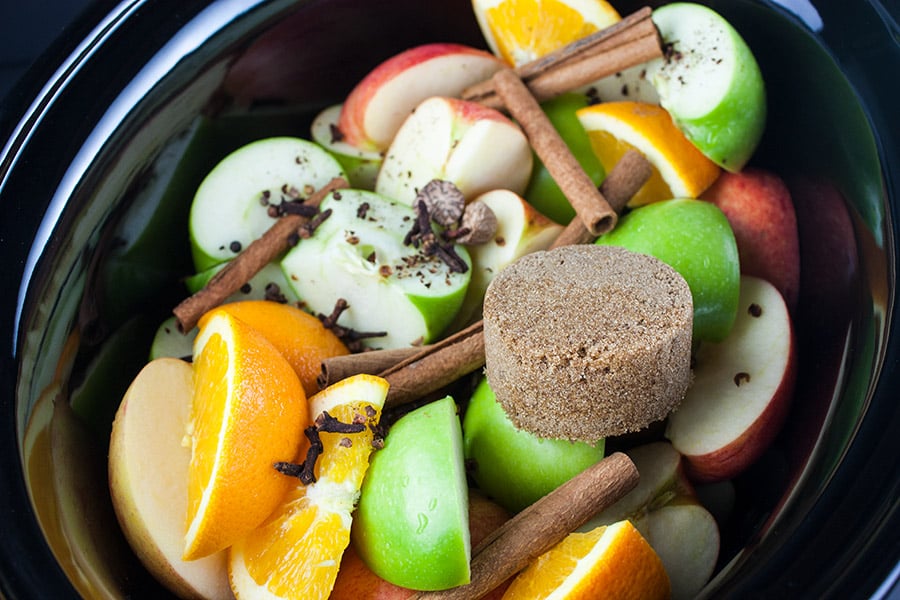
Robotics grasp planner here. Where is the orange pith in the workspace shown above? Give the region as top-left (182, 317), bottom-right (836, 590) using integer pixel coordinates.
top-left (201, 300), bottom-right (349, 397)
top-left (502, 519), bottom-right (671, 600)
top-left (184, 309), bottom-right (307, 561)
top-left (481, 0), bottom-right (620, 66)
top-left (577, 101), bottom-right (721, 207)
top-left (228, 374), bottom-right (389, 600)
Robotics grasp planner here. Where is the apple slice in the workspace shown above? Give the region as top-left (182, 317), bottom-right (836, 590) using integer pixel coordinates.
top-left (449, 189), bottom-right (563, 330)
top-left (701, 167), bottom-right (800, 312)
top-left (375, 96), bottom-right (533, 205)
top-left (184, 260), bottom-right (299, 303)
top-left (596, 197), bottom-right (740, 342)
top-left (311, 103), bottom-right (383, 190)
top-left (280, 189), bottom-right (471, 349)
top-left (647, 2), bottom-right (766, 172)
top-left (352, 396), bottom-right (471, 591)
top-left (581, 63), bottom-right (661, 105)
top-left (188, 136), bottom-right (346, 271)
top-left (338, 43), bottom-right (504, 152)
top-left (150, 316), bottom-right (196, 361)
top-left (666, 275), bottom-right (798, 483)
top-left (582, 442), bottom-right (719, 600)
top-left (108, 358), bottom-right (231, 599)
top-left (463, 377), bottom-right (605, 513)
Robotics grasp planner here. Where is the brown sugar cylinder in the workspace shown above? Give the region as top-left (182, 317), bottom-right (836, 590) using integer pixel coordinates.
top-left (482, 245), bottom-right (693, 441)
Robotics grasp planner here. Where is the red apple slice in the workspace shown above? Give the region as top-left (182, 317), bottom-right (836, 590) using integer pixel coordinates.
top-left (702, 168), bottom-right (800, 312)
top-left (339, 43), bottom-right (504, 152)
top-left (375, 96), bottom-right (533, 205)
top-left (666, 275), bottom-right (798, 483)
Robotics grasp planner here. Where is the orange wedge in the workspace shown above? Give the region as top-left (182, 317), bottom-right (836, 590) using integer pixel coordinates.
top-left (228, 374), bottom-right (389, 600)
top-left (204, 300), bottom-right (350, 397)
top-left (577, 101), bottom-right (721, 207)
top-left (184, 309), bottom-right (307, 561)
top-left (502, 519), bottom-right (671, 600)
top-left (473, 0), bottom-right (620, 66)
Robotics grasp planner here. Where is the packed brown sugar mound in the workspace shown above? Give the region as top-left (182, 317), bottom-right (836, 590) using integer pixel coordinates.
top-left (482, 245), bottom-right (693, 442)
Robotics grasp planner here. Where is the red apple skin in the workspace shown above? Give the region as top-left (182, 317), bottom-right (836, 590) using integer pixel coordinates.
top-left (701, 168), bottom-right (801, 313)
top-left (330, 491), bottom-right (511, 599)
top-left (338, 43), bottom-right (503, 150)
top-left (681, 320), bottom-right (798, 484)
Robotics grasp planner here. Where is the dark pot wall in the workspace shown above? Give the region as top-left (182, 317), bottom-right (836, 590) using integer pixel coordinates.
top-left (0, 0), bottom-right (897, 598)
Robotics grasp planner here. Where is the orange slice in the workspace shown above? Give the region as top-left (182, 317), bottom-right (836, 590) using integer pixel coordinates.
top-left (184, 309), bottom-right (307, 561)
top-left (502, 520), bottom-right (671, 600)
top-left (204, 300), bottom-right (350, 397)
top-left (576, 101), bottom-right (721, 207)
top-left (473, 0), bottom-right (620, 66)
top-left (228, 374), bottom-right (389, 600)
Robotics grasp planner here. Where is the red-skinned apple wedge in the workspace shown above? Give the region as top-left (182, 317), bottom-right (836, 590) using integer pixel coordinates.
top-left (375, 96), bottom-right (533, 205)
top-left (701, 168), bottom-right (801, 312)
top-left (582, 442), bottom-right (720, 600)
top-left (338, 43), bottom-right (504, 152)
top-left (666, 275), bottom-right (798, 483)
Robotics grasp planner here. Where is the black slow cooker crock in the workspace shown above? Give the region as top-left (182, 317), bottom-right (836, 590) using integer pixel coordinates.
top-left (1, 0), bottom-right (898, 598)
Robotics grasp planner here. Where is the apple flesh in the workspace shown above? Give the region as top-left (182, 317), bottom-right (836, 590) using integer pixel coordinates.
top-left (647, 3), bottom-right (766, 172)
top-left (701, 167), bottom-right (800, 312)
top-left (582, 442), bottom-right (719, 600)
top-left (581, 63), bottom-right (661, 105)
top-left (311, 103), bottom-right (383, 190)
top-left (185, 260), bottom-right (300, 303)
top-left (352, 396), bottom-right (471, 591)
top-left (108, 358), bottom-right (231, 600)
top-left (150, 316), bottom-right (196, 361)
top-left (523, 93), bottom-right (606, 225)
top-left (188, 136), bottom-right (346, 271)
top-left (338, 43), bottom-right (504, 152)
top-left (596, 197), bottom-right (740, 342)
top-left (449, 189), bottom-right (563, 330)
top-left (375, 96), bottom-right (533, 205)
top-left (666, 275), bottom-right (798, 483)
top-left (280, 189), bottom-right (471, 349)
top-left (463, 377), bottom-right (605, 513)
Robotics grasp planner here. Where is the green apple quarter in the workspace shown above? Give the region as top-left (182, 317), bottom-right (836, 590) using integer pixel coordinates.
top-left (188, 136), bottom-right (346, 271)
top-left (463, 377), bottom-right (605, 513)
top-left (281, 189), bottom-right (471, 349)
top-left (352, 396), bottom-right (470, 591)
top-left (648, 2), bottom-right (766, 171)
top-left (596, 198), bottom-right (740, 342)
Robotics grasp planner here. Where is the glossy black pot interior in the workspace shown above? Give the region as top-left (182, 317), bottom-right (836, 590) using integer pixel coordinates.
top-left (0, 0), bottom-right (897, 598)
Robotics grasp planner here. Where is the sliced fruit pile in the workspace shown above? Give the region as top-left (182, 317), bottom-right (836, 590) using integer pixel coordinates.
top-left (100, 0), bottom-right (806, 599)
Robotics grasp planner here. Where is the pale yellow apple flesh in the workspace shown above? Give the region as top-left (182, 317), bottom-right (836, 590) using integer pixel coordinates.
top-left (108, 358), bottom-right (231, 600)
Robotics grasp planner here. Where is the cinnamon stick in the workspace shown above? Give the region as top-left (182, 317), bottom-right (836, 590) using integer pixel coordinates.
top-left (379, 321), bottom-right (485, 408)
top-left (493, 68), bottom-right (616, 236)
top-left (550, 149), bottom-right (652, 249)
top-left (173, 177), bottom-right (349, 332)
top-left (412, 452), bottom-right (640, 600)
top-left (463, 7), bottom-right (662, 109)
top-left (318, 346), bottom-right (422, 390)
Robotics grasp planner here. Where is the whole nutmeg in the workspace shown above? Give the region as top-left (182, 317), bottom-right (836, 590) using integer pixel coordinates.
top-left (456, 200), bottom-right (498, 245)
top-left (416, 179), bottom-right (465, 227)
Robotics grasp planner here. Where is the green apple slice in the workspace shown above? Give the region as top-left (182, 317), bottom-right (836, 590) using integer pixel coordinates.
top-left (311, 104), bottom-right (383, 190)
top-left (352, 396), bottom-right (470, 590)
top-left (280, 189), bottom-right (471, 349)
top-left (149, 316), bottom-right (196, 361)
top-left (463, 377), bottom-right (605, 513)
top-left (596, 198), bottom-right (740, 342)
top-left (184, 261), bottom-right (299, 303)
top-left (188, 136), bottom-right (346, 271)
top-left (647, 2), bottom-right (766, 172)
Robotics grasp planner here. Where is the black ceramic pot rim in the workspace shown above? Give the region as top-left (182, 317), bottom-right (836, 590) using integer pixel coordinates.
top-left (1, 0), bottom-right (898, 599)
